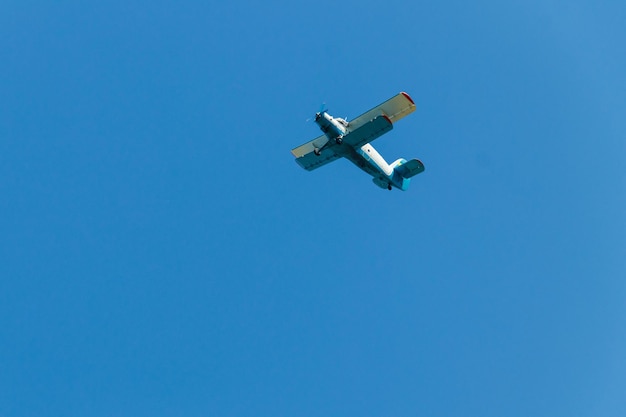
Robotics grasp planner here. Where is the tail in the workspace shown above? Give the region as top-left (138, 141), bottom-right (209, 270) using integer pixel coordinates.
top-left (391, 158), bottom-right (425, 191)
top-left (372, 158), bottom-right (425, 191)
top-left (393, 158), bottom-right (425, 179)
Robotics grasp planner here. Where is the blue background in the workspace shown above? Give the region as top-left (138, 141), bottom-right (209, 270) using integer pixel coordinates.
top-left (1, 1), bottom-right (625, 416)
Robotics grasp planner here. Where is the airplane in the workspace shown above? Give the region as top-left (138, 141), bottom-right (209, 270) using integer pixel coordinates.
top-left (291, 92), bottom-right (425, 191)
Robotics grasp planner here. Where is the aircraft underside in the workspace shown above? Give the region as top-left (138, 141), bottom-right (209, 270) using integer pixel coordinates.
top-left (291, 92), bottom-right (425, 191)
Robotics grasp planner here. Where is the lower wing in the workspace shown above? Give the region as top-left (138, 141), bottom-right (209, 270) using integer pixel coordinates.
top-left (342, 114), bottom-right (393, 148)
top-left (291, 135), bottom-right (340, 171)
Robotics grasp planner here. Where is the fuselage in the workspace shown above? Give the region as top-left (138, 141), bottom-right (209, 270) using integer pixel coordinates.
top-left (314, 111), bottom-right (347, 139)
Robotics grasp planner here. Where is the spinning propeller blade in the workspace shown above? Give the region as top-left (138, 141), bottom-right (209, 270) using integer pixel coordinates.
top-left (306, 103), bottom-right (327, 122)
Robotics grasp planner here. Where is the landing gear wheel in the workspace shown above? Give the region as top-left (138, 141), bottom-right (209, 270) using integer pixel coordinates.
top-left (335, 136), bottom-right (343, 145)
top-left (314, 148), bottom-right (321, 156)
top-left (387, 184), bottom-right (392, 191)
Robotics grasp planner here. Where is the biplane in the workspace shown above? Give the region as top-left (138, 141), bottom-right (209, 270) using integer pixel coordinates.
top-left (291, 92), bottom-right (424, 191)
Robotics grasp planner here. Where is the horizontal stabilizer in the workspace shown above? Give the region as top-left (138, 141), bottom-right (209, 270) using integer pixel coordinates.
top-left (372, 177), bottom-right (390, 189)
top-left (394, 159), bottom-right (425, 178)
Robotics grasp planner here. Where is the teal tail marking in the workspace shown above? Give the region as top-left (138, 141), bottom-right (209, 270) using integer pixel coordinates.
top-left (394, 159), bottom-right (425, 179)
top-left (389, 158), bottom-right (425, 191)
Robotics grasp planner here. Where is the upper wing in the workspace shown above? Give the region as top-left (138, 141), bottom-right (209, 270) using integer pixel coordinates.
top-left (291, 135), bottom-right (340, 171)
top-left (347, 92), bottom-right (416, 132)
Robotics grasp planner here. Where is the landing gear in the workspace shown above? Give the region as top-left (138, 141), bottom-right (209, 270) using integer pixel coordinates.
top-left (314, 148), bottom-right (321, 156)
top-left (387, 184), bottom-right (392, 191)
top-left (335, 136), bottom-right (343, 145)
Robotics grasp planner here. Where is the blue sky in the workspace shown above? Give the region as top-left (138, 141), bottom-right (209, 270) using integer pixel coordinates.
top-left (1, 1), bottom-right (625, 416)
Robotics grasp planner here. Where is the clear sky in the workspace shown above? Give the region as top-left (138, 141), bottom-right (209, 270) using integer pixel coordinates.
top-left (1, 1), bottom-right (625, 416)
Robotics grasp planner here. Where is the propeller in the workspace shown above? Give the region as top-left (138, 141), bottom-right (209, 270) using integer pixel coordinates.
top-left (306, 102), bottom-right (327, 122)
top-left (315, 102), bottom-right (328, 121)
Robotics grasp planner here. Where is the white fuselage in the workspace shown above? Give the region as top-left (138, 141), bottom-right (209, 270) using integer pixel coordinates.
top-left (315, 111), bottom-right (348, 139)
